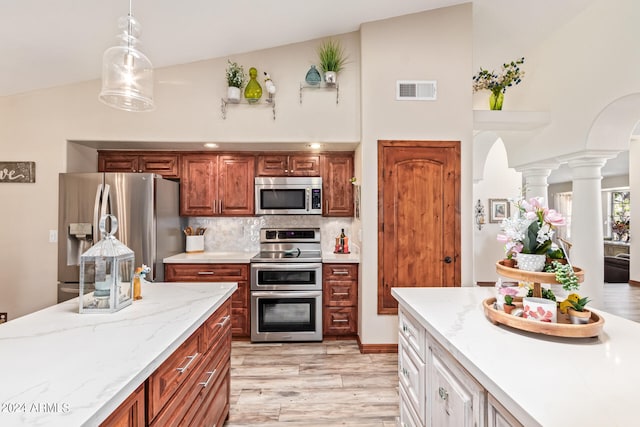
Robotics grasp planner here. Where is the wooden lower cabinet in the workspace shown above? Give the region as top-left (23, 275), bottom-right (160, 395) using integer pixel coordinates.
top-left (165, 263), bottom-right (250, 337)
top-left (100, 384), bottom-right (145, 427)
top-left (149, 299), bottom-right (231, 426)
top-left (323, 263), bottom-right (358, 337)
top-left (398, 307), bottom-right (525, 427)
top-left (101, 300), bottom-right (231, 427)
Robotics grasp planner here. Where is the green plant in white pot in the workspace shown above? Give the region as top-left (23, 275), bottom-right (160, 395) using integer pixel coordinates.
top-left (317, 39), bottom-right (347, 85)
top-left (225, 60), bottom-right (246, 102)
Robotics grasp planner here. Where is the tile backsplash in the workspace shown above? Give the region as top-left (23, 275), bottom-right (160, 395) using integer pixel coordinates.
top-left (187, 216), bottom-right (356, 254)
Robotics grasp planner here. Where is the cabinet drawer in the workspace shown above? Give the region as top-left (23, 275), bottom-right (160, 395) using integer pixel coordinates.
top-left (323, 263), bottom-right (357, 280)
top-left (323, 307), bottom-right (357, 335)
top-left (180, 358), bottom-right (230, 426)
top-left (324, 281), bottom-right (357, 306)
top-left (399, 383), bottom-right (424, 427)
top-left (399, 335), bottom-right (426, 425)
top-left (165, 263), bottom-right (248, 281)
top-left (203, 300), bottom-right (232, 350)
top-left (399, 308), bottom-right (427, 362)
top-left (151, 334), bottom-right (230, 427)
top-left (147, 329), bottom-right (204, 421)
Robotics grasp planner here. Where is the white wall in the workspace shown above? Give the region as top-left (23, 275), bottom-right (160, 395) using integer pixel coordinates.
top-left (503, 0), bottom-right (640, 166)
top-left (473, 140), bottom-right (522, 283)
top-left (631, 138), bottom-right (640, 281)
top-left (359, 4), bottom-right (473, 344)
top-left (0, 33), bottom-right (361, 319)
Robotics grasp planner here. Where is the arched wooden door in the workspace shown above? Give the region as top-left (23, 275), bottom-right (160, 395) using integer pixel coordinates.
top-left (378, 140), bottom-right (461, 314)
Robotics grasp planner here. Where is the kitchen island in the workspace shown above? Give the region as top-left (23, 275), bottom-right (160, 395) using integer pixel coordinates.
top-left (393, 286), bottom-right (640, 427)
top-left (0, 281), bottom-right (236, 427)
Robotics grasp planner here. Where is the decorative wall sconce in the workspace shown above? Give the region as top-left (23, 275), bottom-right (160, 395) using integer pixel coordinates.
top-left (475, 199), bottom-right (486, 230)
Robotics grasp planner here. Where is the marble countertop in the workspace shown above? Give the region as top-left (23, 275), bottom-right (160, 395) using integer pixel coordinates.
top-left (164, 251), bottom-right (360, 264)
top-left (0, 281), bottom-right (237, 427)
top-left (392, 287), bottom-right (640, 427)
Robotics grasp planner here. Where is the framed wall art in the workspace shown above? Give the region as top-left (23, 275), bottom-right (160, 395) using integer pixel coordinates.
top-left (489, 198), bottom-right (509, 223)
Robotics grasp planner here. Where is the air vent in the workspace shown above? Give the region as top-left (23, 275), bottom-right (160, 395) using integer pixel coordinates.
top-left (396, 80), bottom-right (437, 101)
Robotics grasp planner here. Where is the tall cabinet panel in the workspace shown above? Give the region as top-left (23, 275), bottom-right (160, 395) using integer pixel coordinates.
top-left (218, 155), bottom-right (255, 215)
top-left (322, 153), bottom-right (354, 217)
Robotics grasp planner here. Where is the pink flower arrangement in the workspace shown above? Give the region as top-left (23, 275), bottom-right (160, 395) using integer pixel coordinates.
top-left (497, 197), bottom-right (566, 256)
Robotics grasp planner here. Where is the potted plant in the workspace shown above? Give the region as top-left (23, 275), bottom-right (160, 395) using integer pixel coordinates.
top-left (472, 57), bottom-right (525, 110)
top-left (503, 295), bottom-right (516, 314)
top-left (497, 196), bottom-right (566, 272)
top-left (560, 293), bottom-right (591, 324)
top-left (317, 39), bottom-right (347, 85)
top-left (225, 60), bottom-right (246, 102)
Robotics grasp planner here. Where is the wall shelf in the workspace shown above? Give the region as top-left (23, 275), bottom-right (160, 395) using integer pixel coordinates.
top-left (473, 110), bottom-right (550, 131)
top-left (299, 82), bottom-right (339, 104)
top-left (221, 98), bottom-right (276, 120)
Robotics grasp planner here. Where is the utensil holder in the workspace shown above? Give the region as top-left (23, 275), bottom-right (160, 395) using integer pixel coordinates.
top-left (186, 235), bottom-right (204, 253)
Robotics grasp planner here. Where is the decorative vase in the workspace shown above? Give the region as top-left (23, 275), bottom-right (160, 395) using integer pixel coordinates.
top-left (516, 254), bottom-right (546, 272)
top-left (489, 91), bottom-right (504, 110)
top-left (244, 67), bottom-right (262, 103)
top-left (522, 297), bottom-right (557, 323)
top-left (305, 65), bottom-right (322, 86)
top-left (324, 70), bottom-right (337, 85)
top-left (568, 308), bottom-right (591, 324)
top-left (227, 86), bottom-right (241, 103)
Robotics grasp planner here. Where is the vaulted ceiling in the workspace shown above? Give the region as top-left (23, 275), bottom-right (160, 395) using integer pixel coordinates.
top-left (0, 0), bottom-right (595, 97)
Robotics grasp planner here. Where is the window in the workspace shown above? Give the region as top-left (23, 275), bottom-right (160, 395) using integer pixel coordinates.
top-left (610, 190), bottom-right (630, 241)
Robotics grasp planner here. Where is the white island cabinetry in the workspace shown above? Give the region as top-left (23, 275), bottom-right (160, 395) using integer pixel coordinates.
top-left (393, 287), bottom-right (640, 427)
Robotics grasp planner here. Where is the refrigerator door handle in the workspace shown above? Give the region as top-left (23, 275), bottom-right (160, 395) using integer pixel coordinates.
top-left (93, 184), bottom-right (103, 243)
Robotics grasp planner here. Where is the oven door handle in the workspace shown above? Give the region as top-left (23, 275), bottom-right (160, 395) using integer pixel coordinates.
top-left (251, 263), bottom-right (323, 270)
top-left (251, 291), bottom-right (322, 298)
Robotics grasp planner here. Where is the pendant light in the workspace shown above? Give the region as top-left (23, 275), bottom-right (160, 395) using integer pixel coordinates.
top-left (99, 0), bottom-right (154, 112)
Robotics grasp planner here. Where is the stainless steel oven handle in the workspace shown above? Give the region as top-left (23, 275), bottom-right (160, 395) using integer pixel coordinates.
top-left (251, 291), bottom-right (322, 298)
top-left (251, 263), bottom-right (323, 270)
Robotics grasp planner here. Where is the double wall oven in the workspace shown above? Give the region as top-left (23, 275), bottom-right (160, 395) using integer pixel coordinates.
top-left (250, 228), bottom-right (322, 342)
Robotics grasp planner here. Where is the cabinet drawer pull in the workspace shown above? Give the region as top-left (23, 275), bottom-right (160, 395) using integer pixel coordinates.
top-left (198, 271), bottom-right (215, 275)
top-left (332, 271), bottom-right (350, 275)
top-left (438, 386), bottom-right (448, 400)
top-left (176, 353), bottom-right (199, 374)
top-left (332, 319), bottom-right (349, 323)
top-left (217, 315), bottom-right (231, 327)
top-left (333, 292), bottom-right (349, 296)
top-left (199, 369), bottom-right (217, 388)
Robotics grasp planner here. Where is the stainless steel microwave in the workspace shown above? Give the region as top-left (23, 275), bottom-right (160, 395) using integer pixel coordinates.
top-left (255, 177), bottom-right (322, 215)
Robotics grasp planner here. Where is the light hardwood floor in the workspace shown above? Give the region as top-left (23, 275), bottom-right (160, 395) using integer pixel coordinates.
top-left (224, 283), bottom-right (640, 426)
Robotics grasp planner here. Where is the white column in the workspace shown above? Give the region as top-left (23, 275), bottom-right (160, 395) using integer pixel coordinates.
top-left (516, 163), bottom-right (557, 206)
top-left (566, 155), bottom-right (611, 308)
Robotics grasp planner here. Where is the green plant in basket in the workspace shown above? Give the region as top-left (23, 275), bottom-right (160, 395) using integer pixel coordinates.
top-left (526, 286), bottom-right (556, 301)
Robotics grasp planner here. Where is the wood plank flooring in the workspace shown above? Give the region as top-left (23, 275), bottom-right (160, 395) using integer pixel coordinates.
top-left (224, 283), bottom-right (640, 426)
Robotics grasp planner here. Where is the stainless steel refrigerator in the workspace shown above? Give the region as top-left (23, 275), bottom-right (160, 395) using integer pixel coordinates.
top-left (58, 173), bottom-right (183, 302)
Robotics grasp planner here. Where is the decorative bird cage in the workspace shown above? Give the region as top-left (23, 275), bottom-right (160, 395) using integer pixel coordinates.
top-left (79, 214), bottom-right (134, 313)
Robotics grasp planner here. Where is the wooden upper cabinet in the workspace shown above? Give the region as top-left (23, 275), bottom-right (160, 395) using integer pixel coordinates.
top-left (180, 155), bottom-right (218, 216)
top-left (256, 154), bottom-right (320, 176)
top-left (322, 153), bottom-right (354, 217)
top-left (98, 151), bottom-right (180, 178)
top-left (218, 155), bottom-right (255, 215)
top-left (180, 154), bottom-right (254, 217)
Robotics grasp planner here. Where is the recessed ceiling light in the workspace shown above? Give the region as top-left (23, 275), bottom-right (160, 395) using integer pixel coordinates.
top-left (307, 143), bottom-right (322, 149)
top-left (204, 143), bottom-right (218, 149)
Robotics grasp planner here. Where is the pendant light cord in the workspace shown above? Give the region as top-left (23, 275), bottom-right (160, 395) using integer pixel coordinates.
top-left (127, 0), bottom-right (132, 52)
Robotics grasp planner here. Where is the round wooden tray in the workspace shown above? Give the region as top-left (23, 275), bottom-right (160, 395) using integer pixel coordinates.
top-left (483, 298), bottom-right (604, 338)
top-left (495, 260), bottom-right (584, 284)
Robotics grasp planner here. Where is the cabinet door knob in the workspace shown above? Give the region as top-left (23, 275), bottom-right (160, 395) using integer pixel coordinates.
top-left (438, 386), bottom-right (448, 400)
top-left (444, 256), bottom-right (453, 264)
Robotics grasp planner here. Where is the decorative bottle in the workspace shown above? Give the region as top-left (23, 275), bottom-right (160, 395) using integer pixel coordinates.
top-left (244, 67), bottom-right (262, 103)
top-left (305, 65), bottom-right (322, 86)
top-left (133, 268), bottom-right (142, 300)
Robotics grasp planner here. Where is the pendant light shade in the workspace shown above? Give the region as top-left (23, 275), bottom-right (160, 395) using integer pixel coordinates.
top-left (99, 8), bottom-right (154, 112)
